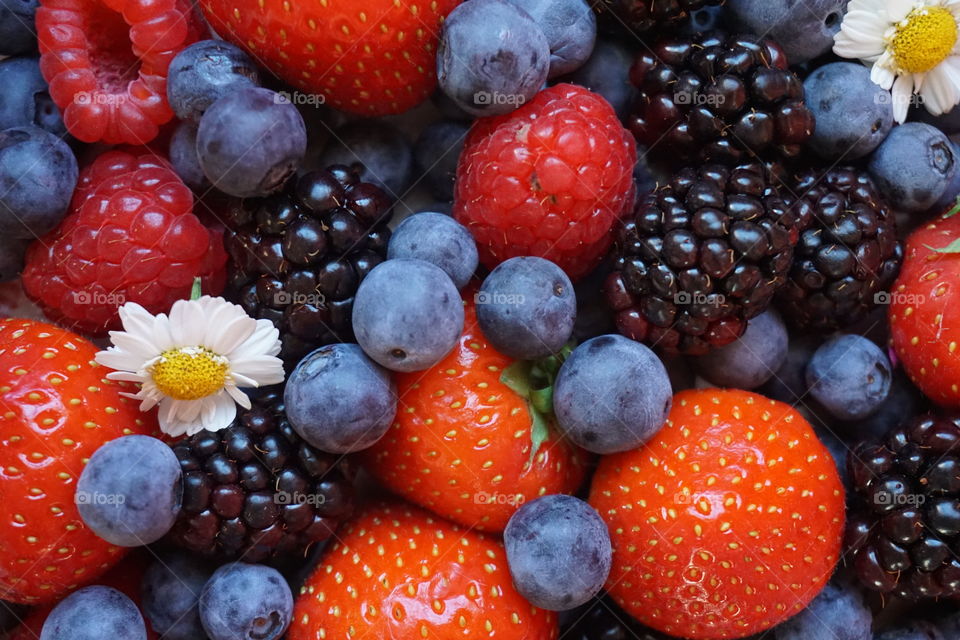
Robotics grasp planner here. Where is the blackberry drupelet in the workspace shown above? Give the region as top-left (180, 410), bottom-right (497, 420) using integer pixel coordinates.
top-left (848, 415), bottom-right (960, 600)
top-left (223, 165), bottom-right (392, 368)
top-left (589, 0), bottom-right (723, 34)
top-left (562, 596), bottom-right (675, 640)
top-left (167, 389), bottom-right (354, 562)
top-left (604, 162), bottom-right (799, 355)
top-left (627, 32), bottom-right (814, 165)
top-left (777, 167), bottom-right (903, 332)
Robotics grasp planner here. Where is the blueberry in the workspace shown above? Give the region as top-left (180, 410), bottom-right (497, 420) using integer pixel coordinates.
top-left (476, 256), bottom-right (576, 360)
top-left (868, 122), bottom-right (957, 212)
top-left (504, 495), bottom-right (611, 611)
top-left (169, 121), bottom-right (208, 191)
top-left (76, 435), bottom-right (182, 547)
top-left (560, 40), bottom-right (637, 120)
top-left (141, 552), bottom-right (215, 640)
top-left (167, 39), bottom-right (260, 122)
top-left (683, 5), bottom-right (727, 33)
top-left (727, 0), bottom-right (846, 63)
top-left (760, 334), bottom-right (822, 405)
top-left (842, 369), bottom-right (925, 441)
top-left (438, 0), bottom-right (551, 117)
top-left (0, 235), bottom-right (27, 282)
top-left (319, 121), bottom-right (413, 197)
top-left (803, 62), bottom-right (894, 161)
top-left (284, 344), bottom-right (397, 453)
top-left (805, 334), bottom-right (892, 421)
top-left (0, 125), bottom-right (77, 239)
top-left (815, 427), bottom-right (851, 488)
top-left (775, 581), bottom-right (871, 640)
top-left (40, 586), bottom-right (146, 640)
top-left (388, 211), bottom-right (478, 288)
top-left (693, 310), bottom-right (788, 389)
top-left (413, 121), bottom-right (468, 201)
top-left (353, 258), bottom-right (464, 372)
top-left (197, 87), bottom-right (306, 198)
top-left (875, 621), bottom-right (945, 640)
top-left (0, 57), bottom-right (65, 136)
top-left (199, 563), bottom-right (293, 640)
top-left (554, 335), bottom-right (672, 454)
top-left (932, 141), bottom-right (960, 212)
top-left (504, 0), bottom-right (595, 78)
top-left (0, 0), bottom-right (38, 56)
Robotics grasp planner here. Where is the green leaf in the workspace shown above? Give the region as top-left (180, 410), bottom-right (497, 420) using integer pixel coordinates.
top-left (926, 240), bottom-right (960, 254)
top-left (945, 195), bottom-right (960, 218)
top-left (500, 361), bottom-right (533, 397)
top-left (190, 277), bottom-right (202, 300)
top-left (528, 407), bottom-right (550, 464)
top-left (530, 386), bottom-right (553, 415)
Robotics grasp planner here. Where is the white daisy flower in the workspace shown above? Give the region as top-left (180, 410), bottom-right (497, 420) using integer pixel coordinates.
top-left (95, 296), bottom-right (284, 438)
top-left (834, 0), bottom-right (960, 123)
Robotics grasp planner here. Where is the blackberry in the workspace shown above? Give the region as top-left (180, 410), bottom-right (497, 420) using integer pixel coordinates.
top-left (167, 389), bottom-right (354, 562)
top-left (777, 167), bottom-right (903, 332)
top-left (561, 596), bottom-right (676, 640)
top-left (848, 415), bottom-right (960, 600)
top-left (627, 32), bottom-right (814, 165)
top-left (223, 165), bottom-right (392, 368)
top-left (589, 0), bottom-right (723, 34)
top-left (604, 161), bottom-right (799, 355)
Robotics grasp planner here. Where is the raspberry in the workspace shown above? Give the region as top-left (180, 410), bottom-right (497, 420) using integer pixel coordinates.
top-left (454, 83), bottom-right (636, 282)
top-left (22, 149), bottom-right (227, 336)
top-left (37, 0), bottom-right (205, 144)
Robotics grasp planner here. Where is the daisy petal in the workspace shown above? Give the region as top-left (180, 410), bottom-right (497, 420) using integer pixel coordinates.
top-left (891, 73), bottom-right (914, 122)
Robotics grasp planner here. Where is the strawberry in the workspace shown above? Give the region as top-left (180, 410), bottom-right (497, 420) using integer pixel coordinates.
top-left (359, 288), bottom-right (586, 532)
top-left (199, 0), bottom-right (461, 116)
top-left (589, 388), bottom-right (845, 640)
top-left (0, 319), bottom-right (157, 604)
top-left (889, 206), bottom-right (960, 407)
top-left (288, 501), bottom-right (558, 640)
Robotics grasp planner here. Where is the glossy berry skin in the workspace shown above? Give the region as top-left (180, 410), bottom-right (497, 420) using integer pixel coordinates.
top-left (727, 0), bottom-right (846, 64)
top-left (0, 57), bottom-right (66, 136)
top-left (806, 334), bottom-right (892, 421)
top-left (167, 121), bottom-right (206, 191)
top-left (360, 293), bottom-right (586, 532)
top-left (590, 0), bottom-right (722, 33)
top-left (774, 581), bottom-right (872, 640)
top-left (387, 211), bottom-right (478, 289)
top-left (167, 39), bottom-right (260, 122)
top-left (36, 0), bottom-right (205, 144)
top-left (199, 563), bottom-right (292, 640)
top-left (22, 149), bottom-right (227, 337)
top-left (40, 586), bottom-right (146, 640)
top-left (288, 502), bottom-right (559, 640)
top-left (141, 552), bottom-right (213, 640)
top-left (200, 0), bottom-right (461, 116)
top-left (693, 309), bottom-right (788, 390)
top-left (0, 320), bottom-right (157, 604)
top-left (589, 389), bottom-right (845, 640)
top-left (454, 84), bottom-right (636, 282)
top-left (868, 123), bottom-right (957, 213)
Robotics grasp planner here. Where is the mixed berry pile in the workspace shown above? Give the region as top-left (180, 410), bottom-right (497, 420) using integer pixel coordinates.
top-left (3, 0), bottom-right (960, 639)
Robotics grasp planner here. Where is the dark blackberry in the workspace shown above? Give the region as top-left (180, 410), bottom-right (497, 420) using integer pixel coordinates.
top-left (223, 165), bottom-right (392, 368)
top-left (776, 167), bottom-right (903, 332)
top-left (848, 415), bottom-right (960, 600)
top-left (561, 596), bottom-right (678, 640)
top-left (604, 161), bottom-right (799, 355)
top-left (167, 388), bottom-right (354, 562)
top-left (627, 32), bottom-right (814, 166)
top-left (589, 0), bottom-right (723, 34)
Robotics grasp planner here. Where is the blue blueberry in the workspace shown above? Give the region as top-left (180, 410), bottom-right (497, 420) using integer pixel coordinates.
top-left (168, 121), bottom-right (208, 191)
top-left (388, 211), bottom-right (478, 288)
top-left (199, 563), bottom-right (293, 640)
top-left (775, 580), bottom-right (870, 640)
top-left (40, 586), bottom-right (146, 640)
top-left (803, 62), bottom-right (894, 161)
top-left (167, 39), bottom-right (260, 122)
top-left (560, 39), bottom-right (637, 120)
top-left (284, 343), bottom-right (397, 453)
top-left (936, 611), bottom-right (960, 638)
top-left (476, 256), bottom-right (576, 360)
top-left (353, 258), bottom-right (464, 372)
top-left (932, 141), bottom-right (960, 212)
top-left (141, 552), bottom-right (214, 640)
top-left (0, 0), bottom-right (38, 56)
top-left (761, 335), bottom-right (822, 405)
top-left (504, 494), bottom-right (611, 611)
top-left (805, 334), bottom-right (892, 421)
top-left (438, 0), bottom-right (551, 117)
top-left (0, 235), bottom-right (27, 282)
top-left (505, 0), bottom-right (595, 77)
top-left (683, 5), bottom-right (727, 33)
top-left (815, 427), bottom-right (850, 488)
top-left (76, 435), bottom-right (182, 547)
top-left (0, 57), bottom-right (65, 136)
top-left (875, 621), bottom-right (945, 640)
top-left (0, 125), bottom-right (77, 239)
top-left (693, 310), bottom-right (788, 389)
top-left (319, 121), bottom-right (413, 198)
top-left (844, 369), bottom-right (924, 441)
top-left (727, 0), bottom-right (846, 63)
top-left (197, 87), bottom-right (306, 198)
top-left (868, 122), bottom-right (957, 212)
top-left (554, 335), bottom-right (673, 454)
top-left (413, 120), bottom-right (468, 201)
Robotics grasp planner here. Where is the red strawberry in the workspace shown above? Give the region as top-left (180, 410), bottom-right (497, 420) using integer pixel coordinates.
top-left (360, 288), bottom-right (586, 532)
top-left (199, 0), bottom-right (460, 116)
top-left (454, 84), bottom-right (636, 282)
top-left (589, 388), bottom-right (845, 640)
top-left (0, 319), bottom-right (158, 604)
top-left (22, 149), bottom-right (227, 337)
top-left (288, 501), bottom-right (558, 640)
top-left (37, 0), bottom-right (206, 144)
top-left (889, 208), bottom-right (960, 407)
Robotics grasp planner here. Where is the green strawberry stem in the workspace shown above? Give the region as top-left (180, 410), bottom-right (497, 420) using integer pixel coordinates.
top-left (944, 194), bottom-right (960, 218)
top-left (190, 277), bottom-right (202, 300)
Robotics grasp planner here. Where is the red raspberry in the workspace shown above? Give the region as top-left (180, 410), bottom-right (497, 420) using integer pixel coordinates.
top-left (37, 0), bottom-right (205, 144)
top-left (22, 149), bottom-right (227, 336)
top-left (454, 84), bottom-right (636, 281)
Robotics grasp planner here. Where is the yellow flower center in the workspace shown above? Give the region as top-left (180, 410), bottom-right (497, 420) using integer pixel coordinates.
top-left (150, 347), bottom-right (229, 401)
top-left (891, 6), bottom-right (958, 73)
